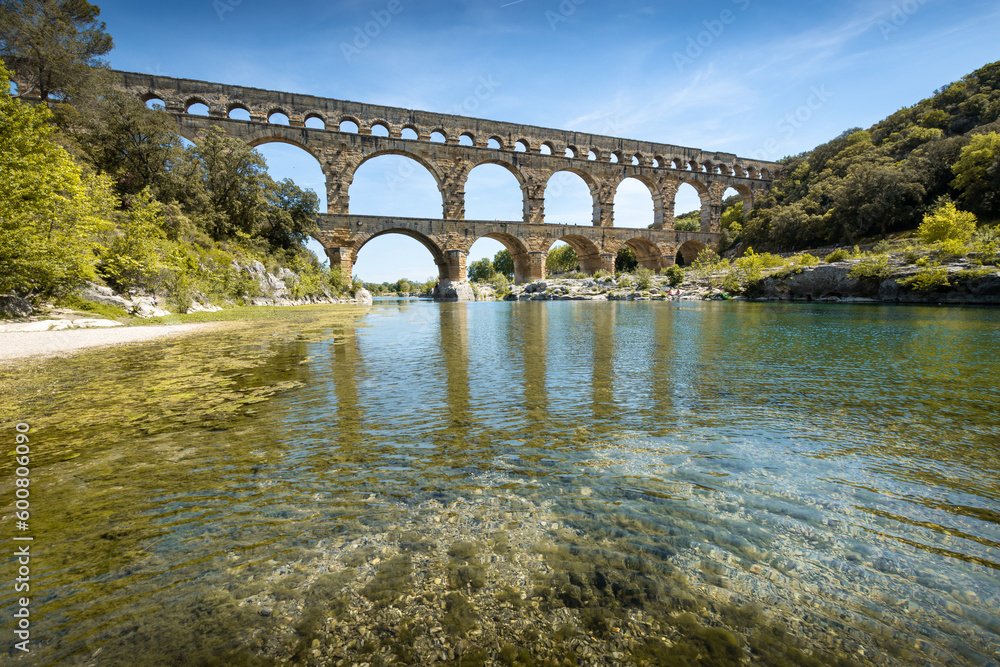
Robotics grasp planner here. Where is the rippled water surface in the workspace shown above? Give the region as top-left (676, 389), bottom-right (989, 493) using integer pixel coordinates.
top-left (2, 301), bottom-right (999, 666)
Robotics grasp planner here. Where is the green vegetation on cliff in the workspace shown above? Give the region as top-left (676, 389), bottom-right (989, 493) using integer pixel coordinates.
top-left (0, 3), bottom-right (356, 312)
top-left (742, 60), bottom-right (1000, 250)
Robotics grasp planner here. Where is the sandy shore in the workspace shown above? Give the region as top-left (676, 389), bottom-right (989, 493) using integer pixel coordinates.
top-left (0, 322), bottom-right (218, 363)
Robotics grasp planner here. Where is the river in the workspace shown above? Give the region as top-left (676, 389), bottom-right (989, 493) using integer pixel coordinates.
top-left (2, 300), bottom-right (999, 666)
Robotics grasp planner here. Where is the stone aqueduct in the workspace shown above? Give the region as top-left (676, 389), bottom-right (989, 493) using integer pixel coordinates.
top-left (113, 71), bottom-right (782, 287)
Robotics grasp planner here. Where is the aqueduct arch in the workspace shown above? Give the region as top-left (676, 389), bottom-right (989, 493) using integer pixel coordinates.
top-left (109, 70), bottom-right (781, 295)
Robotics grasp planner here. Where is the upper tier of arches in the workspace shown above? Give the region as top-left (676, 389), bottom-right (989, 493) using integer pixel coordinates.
top-left (125, 71), bottom-right (779, 182)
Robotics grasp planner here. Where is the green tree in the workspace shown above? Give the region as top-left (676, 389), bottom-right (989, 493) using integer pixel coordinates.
top-left (193, 127), bottom-right (270, 240)
top-left (832, 163), bottom-right (925, 239)
top-left (262, 178), bottom-right (320, 251)
top-left (0, 0), bottom-right (113, 101)
top-left (492, 248), bottom-right (514, 280)
top-left (918, 201), bottom-right (978, 243)
top-left (673, 210), bottom-right (701, 231)
top-left (952, 131), bottom-right (1000, 218)
top-left (0, 58), bottom-right (115, 296)
top-left (546, 244), bottom-right (578, 274)
top-left (98, 188), bottom-right (167, 290)
top-left (78, 89), bottom-right (182, 197)
top-left (615, 245), bottom-right (637, 273)
top-left (467, 257), bottom-right (495, 283)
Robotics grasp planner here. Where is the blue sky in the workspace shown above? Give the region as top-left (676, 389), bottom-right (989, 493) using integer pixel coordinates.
top-left (97, 0), bottom-right (1000, 282)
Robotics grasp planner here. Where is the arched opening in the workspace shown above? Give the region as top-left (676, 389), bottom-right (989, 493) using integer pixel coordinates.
top-left (145, 97), bottom-right (166, 110)
top-left (268, 111), bottom-right (290, 125)
top-left (631, 154), bottom-right (641, 166)
top-left (609, 152), bottom-right (620, 164)
top-left (551, 235), bottom-right (603, 275)
top-left (253, 140), bottom-right (328, 261)
top-left (674, 182), bottom-right (703, 231)
top-left (305, 115), bottom-right (326, 130)
top-left (459, 133), bottom-right (475, 146)
top-left (675, 240), bottom-right (706, 267)
top-left (544, 171), bottom-right (594, 226)
top-left (340, 119), bottom-right (360, 133)
top-left (652, 158), bottom-right (661, 168)
top-left (624, 238), bottom-right (662, 272)
top-left (720, 186), bottom-right (750, 249)
top-left (540, 143), bottom-right (553, 156)
top-left (186, 102), bottom-right (209, 116)
top-left (430, 131), bottom-right (447, 143)
top-left (465, 163), bottom-right (524, 221)
top-left (349, 154), bottom-right (443, 219)
top-left (353, 231), bottom-right (442, 290)
top-left (614, 178), bottom-right (655, 229)
top-left (370, 123), bottom-right (390, 137)
top-left (760, 168), bottom-right (771, 180)
top-left (515, 140), bottom-right (528, 153)
top-left (565, 146), bottom-right (577, 159)
top-left (468, 232), bottom-right (531, 283)
top-left (588, 150), bottom-right (598, 161)
top-left (401, 127), bottom-right (418, 140)
top-left (228, 106), bottom-right (251, 121)
top-left (487, 137), bottom-right (502, 149)
top-left (545, 240), bottom-right (579, 277)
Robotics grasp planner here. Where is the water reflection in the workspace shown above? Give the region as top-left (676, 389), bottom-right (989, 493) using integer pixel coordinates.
top-left (1, 302), bottom-right (998, 665)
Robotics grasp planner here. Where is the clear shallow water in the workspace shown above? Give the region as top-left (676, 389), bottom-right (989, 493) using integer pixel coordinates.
top-left (2, 301), bottom-right (999, 666)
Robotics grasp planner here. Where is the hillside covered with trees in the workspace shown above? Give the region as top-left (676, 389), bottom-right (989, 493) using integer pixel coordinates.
top-left (740, 60), bottom-right (1000, 250)
top-left (1, 0), bottom-right (358, 316)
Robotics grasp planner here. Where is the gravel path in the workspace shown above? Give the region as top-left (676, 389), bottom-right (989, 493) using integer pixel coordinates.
top-left (0, 323), bottom-right (218, 363)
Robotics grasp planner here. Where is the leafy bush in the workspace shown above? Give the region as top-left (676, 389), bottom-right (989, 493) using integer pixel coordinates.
top-left (636, 267), bottom-right (653, 289)
top-left (467, 258), bottom-right (495, 283)
top-left (722, 249), bottom-right (765, 294)
top-left (489, 273), bottom-right (510, 298)
top-left (664, 264), bottom-right (685, 286)
top-left (789, 253), bottom-right (820, 267)
top-left (328, 266), bottom-right (349, 296)
top-left (617, 274), bottom-right (633, 288)
top-left (756, 252), bottom-right (786, 269)
top-left (593, 269), bottom-right (610, 279)
top-left (972, 225), bottom-right (1000, 263)
top-left (897, 267), bottom-right (950, 291)
top-left (848, 254), bottom-right (891, 281)
top-left (825, 249), bottom-right (850, 263)
top-left (918, 202), bottom-right (978, 243)
top-left (935, 238), bottom-right (968, 260)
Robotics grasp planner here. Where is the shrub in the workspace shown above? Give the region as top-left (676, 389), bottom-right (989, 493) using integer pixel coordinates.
top-left (617, 274), bottom-right (633, 288)
top-left (825, 249), bottom-right (850, 263)
top-left (849, 254), bottom-right (891, 281)
top-left (897, 267), bottom-right (950, 291)
top-left (935, 238), bottom-right (968, 260)
top-left (593, 269), bottom-right (610, 279)
top-left (664, 264), bottom-right (685, 286)
top-left (972, 225), bottom-right (1000, 264)
top-left (722, 248), bottom-right (765, 294)
top-left (636, 267), bottom-right (653, 289)
top-left (489, 273), bottom-right (510, 298)
top-left (918, 202), bottom-right (978, 243)
top-left (328, 266), bottom-right (348, 295)
top-left (789, 253), bottom-right (820, 267)
top-left (756, 252), bottom-right (786, 269)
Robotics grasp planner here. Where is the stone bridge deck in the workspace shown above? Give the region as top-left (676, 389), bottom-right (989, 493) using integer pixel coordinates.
top-left (317, 214), bottom-right (717, 283)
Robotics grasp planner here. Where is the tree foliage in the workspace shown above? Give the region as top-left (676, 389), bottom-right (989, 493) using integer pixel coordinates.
top-left (0, 0), bottom-right (113, 101)
top-left (546, 244), bottom-right (579, 274)
top-left (745, 60), bottom-right (1000, 249)
top-left (492, 248), bottom-right (514, 281)
top-left (918, 201), bottom-right (978, 243)
top-left (0, 57), bottom-right (116, 296)
top-left (952, 131), bottom-right (1000, 218)
top-left (467, 257), bottom-right (495, 283)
